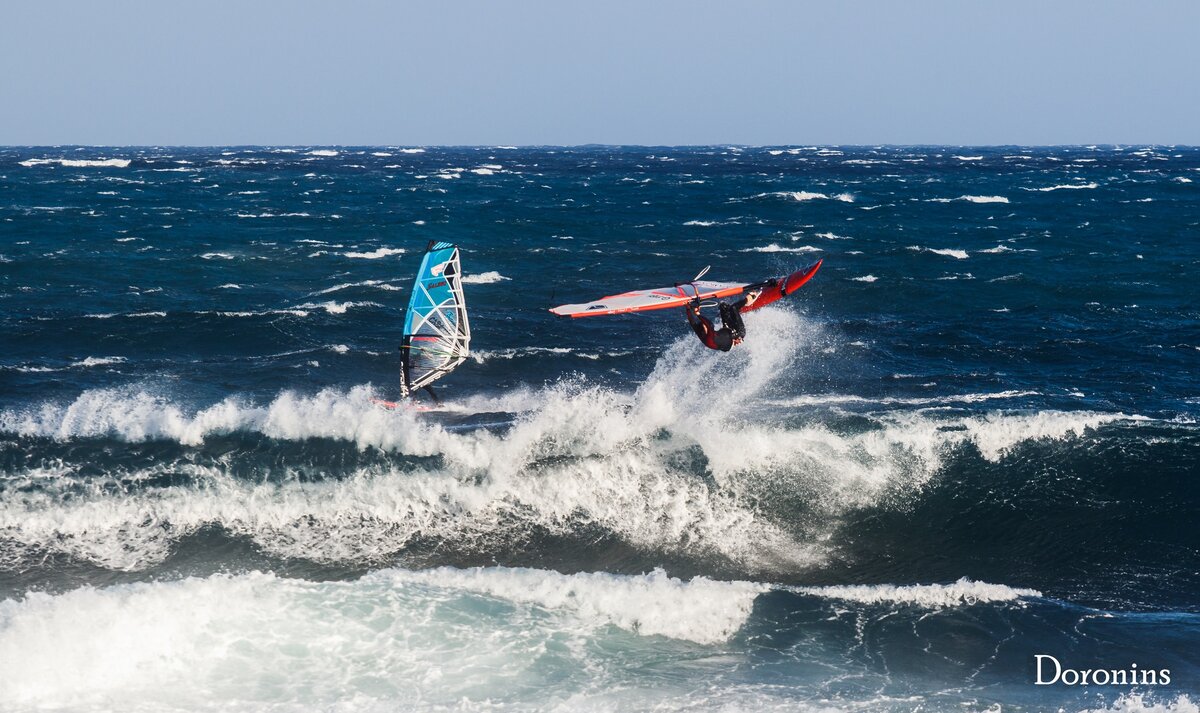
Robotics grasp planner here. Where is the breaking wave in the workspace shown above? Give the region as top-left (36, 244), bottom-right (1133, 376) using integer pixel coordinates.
top-left (740, 244), bottom-right (822, 253)
top-left (0, 563), bottom-right (1049, 711)
top-left (292, 300), bottom-right (382, 315)
top-left (752, 191), bottom-right (855, 203)
top-left (0, 566), bottom-right (756, 709)
top-left (19, 158), bottom-right (131, 168)
top-left (790, 577), bottom-right (1040, 608)
top-left (460, 271), bottom-right (511, 284)
top-left (908, 246), bottom-right (969, 259)
top-left (928, 195), bottom-right (1009, 204)
top-left (342, 247), bottom-right (405, 259)
top-left (0, 311), bottom-right (1150, 573)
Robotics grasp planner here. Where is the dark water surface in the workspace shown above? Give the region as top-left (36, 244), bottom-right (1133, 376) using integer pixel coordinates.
top-left (0, 146), bottom-right (1197, 711)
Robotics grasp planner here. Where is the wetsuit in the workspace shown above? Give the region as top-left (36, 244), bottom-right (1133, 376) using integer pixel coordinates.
top-left (686, 298), bottom-right (747, 352)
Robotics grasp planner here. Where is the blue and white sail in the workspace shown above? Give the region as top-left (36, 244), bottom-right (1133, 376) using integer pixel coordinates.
top-left (400, 241), bottom-right (471, 396)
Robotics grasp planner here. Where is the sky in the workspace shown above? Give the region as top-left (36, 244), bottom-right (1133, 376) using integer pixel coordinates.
top-left (3, 0), bottom-right (1198, 146)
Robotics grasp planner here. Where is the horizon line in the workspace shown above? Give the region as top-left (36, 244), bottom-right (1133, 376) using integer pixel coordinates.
top-left (3, 143), bottom-right (1196, 150)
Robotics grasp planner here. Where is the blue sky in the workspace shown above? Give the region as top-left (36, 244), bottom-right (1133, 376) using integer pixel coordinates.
top-left (3, 0), bottom-right (1198, 145)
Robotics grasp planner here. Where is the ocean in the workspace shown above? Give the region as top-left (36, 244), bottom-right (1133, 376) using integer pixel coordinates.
top-left (0, 145), bottom-right (1197, 712)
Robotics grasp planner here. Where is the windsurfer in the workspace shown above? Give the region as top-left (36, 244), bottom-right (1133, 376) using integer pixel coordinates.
top-left (685, 289), bottom-right (759, 351)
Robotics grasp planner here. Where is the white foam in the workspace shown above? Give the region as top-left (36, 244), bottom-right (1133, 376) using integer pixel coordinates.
top-left (309, 279), bottom-right (399, 295)
top-left (762, 399), bottom-right (1134, 462)
top-left (293, 301), bottom-right (380, 315)
top-left (216, 283), bottom-right (240, 289)
top-left (398, 148), bottom-right (426, 153)
top-left (1025, 182), bottom-right (1099, 192)
top-left (773, 390), bottom-right (1038, 408)
top-left (851, 275), bottom-right (878, 282)
top-left (386, 566), bottom-right (764, 643)
top-left (928, 195), bottom-right (1009, 204)
top-left (952, 155), bottom-right (983, 161)
top-left (741, 244), bottom-right (821, 253)
top-left (70, 356), bottom-right (127, 368)
top-left (214, 309), bottom-right (310, 318)
top-left (908, 246), bottom-right (969, 259)
top-left (460, 271), bottom-right (511, 284)
top-left (9, 365), bottom-right (59, 373)
top-left (199, 252), bottom-right (234, 260)
top-left (813, 232), bottom-right (851, 240)
top-left (962, 410), bottom-right (1139, 460)
top-left (307, 149), bottom-right (338, 156)
top-left (758, 188), bottom-right (825, 199)
top-left (791, 577), bottom-right (1039, 607)
top-left (755, 190), bottom-right (853, 202)
top-left (1079, 694), bottom-right (1198, 713)
top-left (342, 247), bottom-right (405, 260)
top-left (683, 220), bottom-right (719, 226)
top-left (20, 158), bottom-right (130, 168)
top-left (0, 565), bottom-right (768, 710)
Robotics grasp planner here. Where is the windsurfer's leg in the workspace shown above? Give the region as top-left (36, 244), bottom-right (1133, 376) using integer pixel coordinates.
top-left (423, 385), bottom-right (441, 405)
top-left (719, 303), bottom-right (746, 339)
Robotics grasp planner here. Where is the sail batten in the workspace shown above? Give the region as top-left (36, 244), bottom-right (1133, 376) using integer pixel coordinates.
top-left (400, 241), bottom-right (470, 396)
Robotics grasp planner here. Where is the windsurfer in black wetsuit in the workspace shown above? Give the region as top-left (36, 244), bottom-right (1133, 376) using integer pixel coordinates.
top-left (685, 289), bottom-right (760, 351)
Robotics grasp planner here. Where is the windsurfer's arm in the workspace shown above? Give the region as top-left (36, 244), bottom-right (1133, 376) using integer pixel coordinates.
top-left (685, 302), bottom-right (719, 347)
top-left (685, 301), bottom-right (706, 336)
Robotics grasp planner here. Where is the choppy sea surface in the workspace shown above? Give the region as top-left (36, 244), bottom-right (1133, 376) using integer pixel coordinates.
top-left (1, 145), bottom-right (1198, 712)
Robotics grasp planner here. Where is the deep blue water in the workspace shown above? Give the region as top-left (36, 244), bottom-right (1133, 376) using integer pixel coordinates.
top-left (0, 145), bottom-right (1197, 712)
